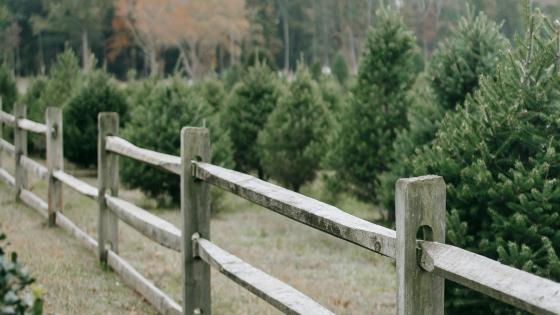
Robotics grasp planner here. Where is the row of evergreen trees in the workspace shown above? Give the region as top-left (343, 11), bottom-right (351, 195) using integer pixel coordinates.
top-left (0, 4), bottom-right (558, 313)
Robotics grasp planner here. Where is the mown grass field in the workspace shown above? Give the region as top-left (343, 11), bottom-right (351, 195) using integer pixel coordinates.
top-left (0, 154), bottom-right (396, 314)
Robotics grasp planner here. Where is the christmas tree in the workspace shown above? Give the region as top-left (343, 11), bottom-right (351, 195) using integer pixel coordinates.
top-left (325, 10), bottom-right (417, 205)
top-left (379, 8), bottom-right (508, 221)
top-left (258, 65), bottom-right (331, 192)
top-left (412, 7), bottom-right (560, 314)
top-left (226, 61), bottom-right (283, 179)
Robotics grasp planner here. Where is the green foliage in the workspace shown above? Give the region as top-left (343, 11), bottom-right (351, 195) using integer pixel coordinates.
top-left (243, 49), bottom-right (276, 71)
top-left (22, 76), bottom-right (48, 154)
top-left (37, 50), bottom-right (82, 117)
top-left (121, 77), bottom-right (233, 204)
top-left (0, 64), bottom-right (17, 112)
top-left (309, 60), bottom-right (322, 81)
top-left (411, 10), bottom-right (560, 314)
top-left (325, 11), bottom-right (417, 203)
top-left (23, 76), bottom-right (48, 123)
top-left (221, 64), bottom-right (242, 91)
top-left (379, 9), bottom-right (508, 221)
top-left (226, 62), bottom-right (283, 178)
top-left (317, 75), bottom-right (344, 114)
top-left (258, 66), bottom-right (331, 192)
top-left (192, 78), bottom-right (226, 113)
top-left (430, 8), bottom-right (508, 112)
top-left (331, 53), bottom-right (348, 84)
top-left (0, 233), bottom-right (43, 315)
top-left (64, 70), bottom-right (128, 167)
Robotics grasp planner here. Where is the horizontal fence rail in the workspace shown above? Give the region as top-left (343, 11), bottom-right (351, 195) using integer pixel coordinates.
top-left (0, 105), bottom-right (559, 315)
top-left (107, 250), bottom-right (182, 315)
top-left (0, 111), bottom-right (15, 125)
top-left (194, 237), bottom-right (334, 315)
top-left (105, 196), bottom-right (181, 252)
top-left (0, 138), bottom-right (15, 156)
top-left (17, 118), bottom-right (49, 134)
top-left (20, 155), bottom-right (48, 180)
top-left (421, 241), bottom-right (560, 315)
top-left (105, 136), bottom-right (181, 175)
top-left (20, 188), bottom-right (48, 218)
top-left (192, 161), bottom-right (397, 258)
top-left (53, 170), bottom-right (98, 199)
top-left (0, 168), bottom-right (14, 186)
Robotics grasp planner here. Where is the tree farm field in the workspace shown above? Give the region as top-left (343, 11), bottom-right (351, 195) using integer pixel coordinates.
top-left (0, 156), bottom-right (396, 315)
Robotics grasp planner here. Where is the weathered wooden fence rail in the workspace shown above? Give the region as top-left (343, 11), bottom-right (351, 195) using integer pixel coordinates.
top-left (0, 100), bottom-right (558, 315)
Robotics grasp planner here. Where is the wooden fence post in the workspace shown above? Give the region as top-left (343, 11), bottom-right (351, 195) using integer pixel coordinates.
top-left (98, 112), bottom-right (119, 263)
top-left (14, 103), bottom-right (27, 201)
top-left (46, 107), bottom-right (63, 227)
top-left (181, 127), bottom-right (211, 315)
top-left (395, 175), bottom-right (446, 315)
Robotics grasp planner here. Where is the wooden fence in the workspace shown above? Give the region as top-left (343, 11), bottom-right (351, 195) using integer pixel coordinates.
top-left (0, 101), bottom-right (559, 315)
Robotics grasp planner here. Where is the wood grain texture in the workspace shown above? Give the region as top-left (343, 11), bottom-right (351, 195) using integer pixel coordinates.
top-left (195, 238), bottom-right (334, 315)
top-left (0, 168), bottom-right (14, 186)
top-left (53, 170), bottom-right (98, 199)
top-left (107, 250), bottom-right (182, 315)
top-left (98, 112), bottom-right (120, 263)
top-left (14, 104), bottom-right (27, 200)
top-left (192, 161), bottom-right (397, 258)
top-left (422, 241), bottom-right (560, 315)
top-left (46, 107), bottom-right (63, 226)
top-left (395, 175), bottom-right (445, 315)
top-left (20, 188), bottom-right (48, 218)
top-left (17, 118), bottom-right (49, 134)
top-left (105, 136), bottom-right (181, 175)
top-left (181, 127), bottom-right (211, 315)
top-left (0, 138), bottom-right (15, 157)
top-left (106, 196), bottom-right (181, 252)
top-left (20, 155), bottom-right (48, 180)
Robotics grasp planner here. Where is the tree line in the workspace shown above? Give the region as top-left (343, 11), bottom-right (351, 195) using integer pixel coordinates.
top-left (0, 1), bottom-right (559, 315)
top-left (1, 0), bottom-right (559, 79)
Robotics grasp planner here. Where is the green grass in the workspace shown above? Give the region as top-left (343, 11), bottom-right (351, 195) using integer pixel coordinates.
top-left (0, 155), bottom-right (396, 314)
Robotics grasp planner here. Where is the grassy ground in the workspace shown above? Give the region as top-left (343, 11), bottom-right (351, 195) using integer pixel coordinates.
top-left (0, 155), bottom-right (396, 314)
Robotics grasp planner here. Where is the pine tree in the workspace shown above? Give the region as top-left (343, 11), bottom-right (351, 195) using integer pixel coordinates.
top-left (379, 9), bottom-right (508, 221)
top-left (226, 62), bottom-right (283, 178)
top-left (331, 53), bottom-right (348, 85)
top-left (38, 50), bottom-right (82, 117)
top-left (412, 8), bottom-right (560, 314)
top-left (325, 11), bottom-right (417, 205)
top-left (63, 70), bottom-right (128, 167)
top-left (121, 77), bottom-right (233, 204)
top-left (0, 63), bottom-right (17, 112)
top-left (257, 66), bottom-right (331, 192)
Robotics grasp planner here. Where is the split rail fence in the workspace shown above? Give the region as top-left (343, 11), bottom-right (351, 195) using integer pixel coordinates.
top-left (0, 101), bottom-right (559, 315)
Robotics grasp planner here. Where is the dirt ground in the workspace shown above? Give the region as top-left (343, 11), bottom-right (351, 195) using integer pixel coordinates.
top-left (0, 155), bottom-right (396, 314)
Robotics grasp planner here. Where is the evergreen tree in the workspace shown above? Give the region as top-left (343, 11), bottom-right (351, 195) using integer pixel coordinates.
top-left (379, 9), bottom-right (508, 221)
top-left (121, 77), bottom-right (233, 204)
top-left (38, 50), bottom-right (82, 117)
top-left (64, 70), bottom-right (128, 167)
top-left (411, 9), bottom-right (560, 314)
top-left (325, 11), bottom-right (417, 205)
top-left (331, 53), bottom-right (348, 84)
top-left (192, 78), bottom-right (226, 113)
top-left (0, 63), bottom-right (17, 112)
top-left (226, 62), bottom-right (282, 178)
top-left (257, 66), bottom-right (331, 192)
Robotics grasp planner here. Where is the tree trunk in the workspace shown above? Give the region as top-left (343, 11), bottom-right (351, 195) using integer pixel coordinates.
top-left (38, 34), bottom-right (45, 75)
top-left (149, 49), bottom-right (159, 77)
top-left (82, 29), bottom-right (90, 72)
